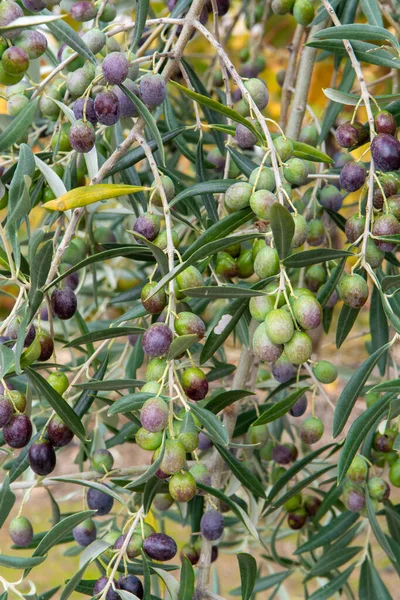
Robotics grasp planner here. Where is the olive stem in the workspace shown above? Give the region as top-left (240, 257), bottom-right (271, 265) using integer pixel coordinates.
top-left (196, 319), bottom-right (257, 595)
top-left (304, 362), bottom-right (335, 412)
top-left (193, 19), bottom-right (286, 205)
top-left (321, 0), bottom-right (375, 263)
top-left (99, 506), bottom-right (145, 600)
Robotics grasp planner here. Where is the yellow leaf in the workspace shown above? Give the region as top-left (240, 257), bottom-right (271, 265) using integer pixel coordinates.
top-left (43, 184), bottom-right (149, 212)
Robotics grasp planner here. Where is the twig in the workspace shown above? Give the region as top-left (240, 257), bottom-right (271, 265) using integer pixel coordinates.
top-left (280, 24), bottom-right (304, 129)
top-left (193, 19), bottom-right (285, 205)
top-left (196, 320), bottom-right (258, 593)
top-left (99, 507), bottom-right (144, 600)
top-left (321, 1), bottom-right (375, 263)
top-left (286, 23), bottom-right (326, 140)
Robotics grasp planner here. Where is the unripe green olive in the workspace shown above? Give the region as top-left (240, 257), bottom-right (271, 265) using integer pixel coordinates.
top-left (254, 246), bottom-right (280, 278)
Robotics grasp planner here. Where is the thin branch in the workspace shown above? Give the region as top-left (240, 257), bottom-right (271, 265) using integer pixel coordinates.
top-left (286, 23), bottom-right (326, 140)
top-left (196, 320), bottom-right (257, 593)
top-left (193, 19), bottom-right (285, 205)
top-left (280, 24), bottom-right (304, 129)
top-left (321, 1), bottom-right (375, 263)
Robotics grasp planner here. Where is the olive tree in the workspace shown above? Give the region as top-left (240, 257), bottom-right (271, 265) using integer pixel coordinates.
top-left (0, 0), bottom-right (399, 599)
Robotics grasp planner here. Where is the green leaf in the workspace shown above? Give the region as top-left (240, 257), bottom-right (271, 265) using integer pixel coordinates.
top-left (366, 487), bottom-right (396, 561)
top-left (178, 557), bottom-right (195, 600)
top-left (28, 240), bottom-right (53, 315)
top-left (360, 0), bottom-right (384, 26)
top-left (309, 565), bottom-right (355, 600)
top-left (295, 511), bottom-right (359, 554)
top-left (189, 404), bottom-right (229, 446)
top-left (252, 387), bottom-right (309, 426)
top-left (65, 326), bottom-right (145, 348)
top-left (182, 208), bottom-right (253, 260)
top-left (370, 286), bottom-right (388, 376)
top-left (317, 258), bottom-right (346, 308)
top-left (306, 39), bottom-right (400, 70)
top-left (0, 345), bottom-right (14, 380)
top-left (369, 378), bottom-right (400, 394)
top-left (0, 554), bottom-right (46, 569)
top-left (214, 442), bottom-right (266, 498)
top-left (182, 285), bottom-right (266, 299)
top-left (107, 392), bottom-right (156, 416)
top-left (227, 146), bottom-right (257, 176)
top-left (131, 0), bottom-right (149, 48)
top-left (43, 9), bottom-right (96, 64)
top-left (131, 233), bottom-right (169, 276)
top-left (237, 553), bottom-right (257, 600)
top-left (30, 510), bottom-right (95, 563)
top-left (333, 342), bottom-right (392, 437)
top-left (169, 179), bottom-right (237, 209)
top-left (267, 443), bottom-right (338, 502)
top-left (167, 334), bottom-right (198, 360)
top-left (0, 98), bottom-right (39, 152)
top-left (60, 562), bottom-right (89, 600)
top-left (195, 138), bottom-right (218, 222)
top-left (26, 368), bottom-right (87, 443)
top-left (292, 141), bottom-right (334, 164)
top-left (283, 248), bottom-right (352, 267)
top-left (180, 59), bottom-right (224, 153)
top-left (323, 88), bottom-right (400, 106)
top-left (313, 24), bottom-right (397, 49)
top-left (73, 379), bottom-right (144, 391)
top-left (266, 465), bottom-right (334, 513)
top-left (200, 298), bottom-right (247, 365)
top-left (170, 81), bottom-right (264, 145)
top-left (205, 389), bottom-right (253, 414)
top-left (74, 354), bottom-right (108, 418)
top-left (38, 586), bottom-right (61, 600)
top-left (143, 477), bottom-right (163, 516)
top-left (0, 474), bottom-right (15, 528)
top-left (0, 14), bottom-right (65, 31)
top-left (382, 274), bottom-right (400, 292)
top-left (152, 567), bottom-right (179, 600)
top-left (231, 570), bottom-right (292, 595)
top-left (7, 144), bottom-right (35, 227)
top-left (44, 246), bottom-right (153, 292)
top-left (359, 557), bottom-right (392, 599)
top-left (336, 303), bottom-right (360, 348)
top-left (118, 83), bottom-right (165, 166)
top-left (304, 546), bottom-right (362, 581)
top-left (49, 478), bottom-right (127, 508)
top-left (337, 393), bottom-right (394, 483)
top-left (269, 203), bottom-right (294, 260)
top-left (108, 127), bottom-right (186, 176)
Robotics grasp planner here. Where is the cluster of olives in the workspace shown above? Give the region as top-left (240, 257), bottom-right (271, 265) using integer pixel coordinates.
top-left (5, 371), bottom-right (74, 549)
top-left (0, 1), bottom-right (49, 86)
top-left (245, 0), bottom-right (315, 32)
top-left (73, 487), bottom-right (176, 600)
top-left (336, 111), bottom-right (400, 272)
top-left (283, 491), bottom-right (321, 530)
top-left (344, 454), bottom-right (391, 514)
top-left (0, 365), bottom-right (73, 476)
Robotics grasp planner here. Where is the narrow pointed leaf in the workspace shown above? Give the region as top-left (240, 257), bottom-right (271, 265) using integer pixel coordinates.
top-left (237, 553), bottom-right (257, 600)
top-left (333, 342), bottom-right (392, 437)
top-left (337, 393), bottom-right (394, 483)
top-left (44, 184), bottom-right (148, 211)
top-left (269, 203), bottom-right (294, 260)
top-left (26, 368), bottom-right (87, 443)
